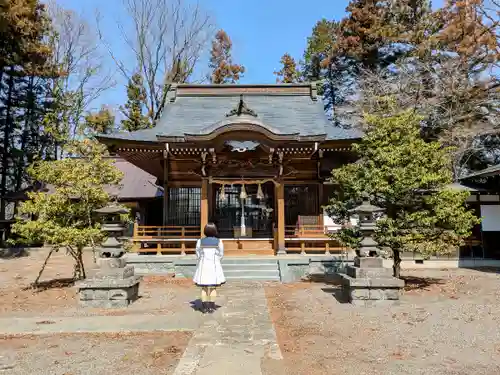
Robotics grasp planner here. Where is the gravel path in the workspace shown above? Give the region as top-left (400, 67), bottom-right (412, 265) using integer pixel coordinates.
top-left (265, 268), bottom-right (500, 375)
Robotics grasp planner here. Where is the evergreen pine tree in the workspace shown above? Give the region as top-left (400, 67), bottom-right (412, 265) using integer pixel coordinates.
top-left (120, 73), bottom-right (150, 131)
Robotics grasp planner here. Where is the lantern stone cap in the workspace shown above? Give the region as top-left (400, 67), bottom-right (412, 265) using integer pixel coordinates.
top-left (94, 204), bottom-right (129, 215)
top-left (349, 200), bottom-right (384, 214)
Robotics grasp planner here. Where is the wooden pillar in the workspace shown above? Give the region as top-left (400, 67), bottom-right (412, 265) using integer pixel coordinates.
top-left (201, 178), bottom-right (209, 234)
top-left (131, 220), bottom-right (139, 251)
top-left (318, 183), bottom-right (324, 226)
top-left (162, 152), bottom-right (169, 226)
top-left (276, 181), bottom-right (286, 254)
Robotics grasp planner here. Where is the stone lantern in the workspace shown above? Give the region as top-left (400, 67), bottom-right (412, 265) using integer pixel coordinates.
top-left (348, 199), bottom-right (385, 257)
top-left (94, 204), bottom-right (129, 258)
top-left (339, 198), bottom-right (404, 305)
top-left (74, 203), bottom-right (141, 308)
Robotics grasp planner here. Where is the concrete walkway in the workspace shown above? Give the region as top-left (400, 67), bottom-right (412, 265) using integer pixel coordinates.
top-left (0, 313), bottom-right (201, 335)
top-left (173, 283), bottom-right (285, 375)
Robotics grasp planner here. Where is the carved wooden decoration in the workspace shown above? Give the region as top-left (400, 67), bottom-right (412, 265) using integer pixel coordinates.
top-left (209, 148), bottom-right (217, 164)
top-left (226, 140), bottom-right (260, 152)
top-left (201, 151), bottom-right (208, 177)
top-left (225, 95), bottom-right (258, 118)
top-left (317, 149), bottom-right (324, 179)
top-left (269, 148), bottom-right (275, 164)
top-left (278, 151), bottom-right (284, 176)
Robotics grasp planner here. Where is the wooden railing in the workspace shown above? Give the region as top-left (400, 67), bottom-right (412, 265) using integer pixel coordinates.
top-left (130, 223), bottom-right (347, 256)
top-left (284, 224), bottom-right (346, 255)
top-left (131, 224), bottom-right (201, 255)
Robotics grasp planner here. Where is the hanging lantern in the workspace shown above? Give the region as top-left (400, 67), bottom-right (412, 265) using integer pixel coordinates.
top-left (240, 184), bottom-right (247, 199)
top-left (219, 184), bottom-right (226, 200)
top-left (256, 183), bottom-right (264, 200)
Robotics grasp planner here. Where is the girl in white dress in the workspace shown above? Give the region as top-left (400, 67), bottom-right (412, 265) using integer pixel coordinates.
top-left (193, 222), bottom-right (225, 313)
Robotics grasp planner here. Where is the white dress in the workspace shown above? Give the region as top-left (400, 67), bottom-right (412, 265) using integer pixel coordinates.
top-left (193, 237), bottom-right (226, 286)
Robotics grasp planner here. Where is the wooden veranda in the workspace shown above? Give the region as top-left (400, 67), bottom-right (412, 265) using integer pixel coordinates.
top-left (131, 223), bottom-right (347, 256)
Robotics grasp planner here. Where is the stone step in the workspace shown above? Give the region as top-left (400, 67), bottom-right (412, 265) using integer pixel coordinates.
top-left (224, 274), bottom-right (281, 281)
top-left (221, 258), bottom-right (278, 265)
top-left (222, 263), bottom-right (278, 271)
top-left (224, 269), bottom-right (279, 276)
top-left (222, 266), bottom-right (280, 281)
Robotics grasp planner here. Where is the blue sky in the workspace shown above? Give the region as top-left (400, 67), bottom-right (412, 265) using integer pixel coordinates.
top-left (54, 0), bottom-right (444, 110)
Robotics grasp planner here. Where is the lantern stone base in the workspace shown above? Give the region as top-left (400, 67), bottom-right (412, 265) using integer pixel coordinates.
top-left (75, 259), bottom-right (142, 308)
top-left (339, 257), bottom-right (404, 306)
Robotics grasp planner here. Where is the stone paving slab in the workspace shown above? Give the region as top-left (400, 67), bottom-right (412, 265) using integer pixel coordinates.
top-left (0, 313), bottom-right (201, 335)
top-left (195, 346), bottom-right (264, 375)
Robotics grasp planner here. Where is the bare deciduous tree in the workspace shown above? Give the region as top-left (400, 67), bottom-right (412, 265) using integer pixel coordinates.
top-left (46, 1), bottom-right (114, 145)
top-left (98, 0), bottom-right (213, 125)
top-left (357, 56), bottom-right (500, 179)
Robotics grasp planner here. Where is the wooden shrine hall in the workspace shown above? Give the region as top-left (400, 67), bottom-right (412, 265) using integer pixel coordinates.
top-left (97, 83), bottom-right (361, 256)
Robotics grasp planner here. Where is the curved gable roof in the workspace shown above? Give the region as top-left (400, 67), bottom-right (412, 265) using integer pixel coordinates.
top-left (98, 84), bottom-right (361, 144)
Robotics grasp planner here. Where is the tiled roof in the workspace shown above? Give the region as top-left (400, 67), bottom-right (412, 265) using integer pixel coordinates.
top-left (460, 164), bottom-right (500, 180)
top-left (112, 158), bottom-right (161, 199)
top-left (100, 84), bottom-right (361, 143)
top-left (4, 158), bottom-right (161, 201)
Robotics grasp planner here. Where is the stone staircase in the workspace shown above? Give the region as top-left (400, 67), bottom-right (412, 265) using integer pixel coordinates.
top-left (221, 258), bottom-right (280, 281)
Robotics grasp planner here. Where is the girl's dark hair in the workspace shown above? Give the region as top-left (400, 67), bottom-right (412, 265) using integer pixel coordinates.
top-left (203, 222), bottom-right (218, 238)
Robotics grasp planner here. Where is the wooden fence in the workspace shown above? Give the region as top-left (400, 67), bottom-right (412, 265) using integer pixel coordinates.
top-left (131, 225), bottom-right (201, 255)
top-left (131, 223), bottom-right (348, 256)
top-left (284, 224), bottom-right (346, 255)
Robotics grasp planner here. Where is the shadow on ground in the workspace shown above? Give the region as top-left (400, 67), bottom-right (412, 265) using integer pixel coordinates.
top-left (313, 274), bottom-right (446, 302)
top-left (23, 277), bottom-right (76, 292)
top-left (189, 298), bottom-right (221, 312)
top-left (301, 274), bottom-right (342, 285)
top-left (321, 287), bottom-right (350, 303)
top-left (0, 247), bottom-right (30, 259)
top-left (401, 276), bottom-right (445, 291)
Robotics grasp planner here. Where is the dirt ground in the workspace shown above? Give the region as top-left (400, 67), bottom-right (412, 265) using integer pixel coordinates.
top-left (265, 268), bottom-right (500, 375)
top-left (0, 248), bottom-right (196, 317)
top-left (3, 249), bottom-right (500, 375)
top-left (0, 331), bottom-right (192, 375)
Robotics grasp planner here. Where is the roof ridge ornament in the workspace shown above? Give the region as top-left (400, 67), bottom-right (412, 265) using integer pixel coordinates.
top-left (225, 94), bottom-right (258, 118)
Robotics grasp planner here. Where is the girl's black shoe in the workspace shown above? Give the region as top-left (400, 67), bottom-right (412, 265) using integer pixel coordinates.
top-left (207, 302), bottom-right (216, 313)
top-left (200, 302), bottom-right (208, 314)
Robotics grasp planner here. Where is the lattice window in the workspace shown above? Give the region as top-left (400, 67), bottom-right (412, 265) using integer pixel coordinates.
top-left (284, 185), bottom-right (319, 226)
top-left (167, 187), bottom-right (201, 226)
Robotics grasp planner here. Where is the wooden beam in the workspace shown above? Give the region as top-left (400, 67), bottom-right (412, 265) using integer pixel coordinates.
top-left (276, 182), bottom-right (286, 254)
top-left (201, 178), bottom-right (209, 234)
top-left (167, 181), bottom-right (202, 188)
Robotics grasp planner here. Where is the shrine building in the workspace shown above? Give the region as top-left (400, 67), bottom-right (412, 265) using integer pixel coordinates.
top-left (96, 83), bottom-right (362, 256)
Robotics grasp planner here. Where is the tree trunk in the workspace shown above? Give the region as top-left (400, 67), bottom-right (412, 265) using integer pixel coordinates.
top-left (13, 76), bottom-right (34, 217)
top-left (76, 247), bottom-right (86, 279)
top-left (0, 67), bottom-right (15, 220)
top-left (67, 245), bottom-right (86, 280)
top-left (393, 249), bottom-right (401, 278)
top-left (33, 246), bottom-right (55, 286)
